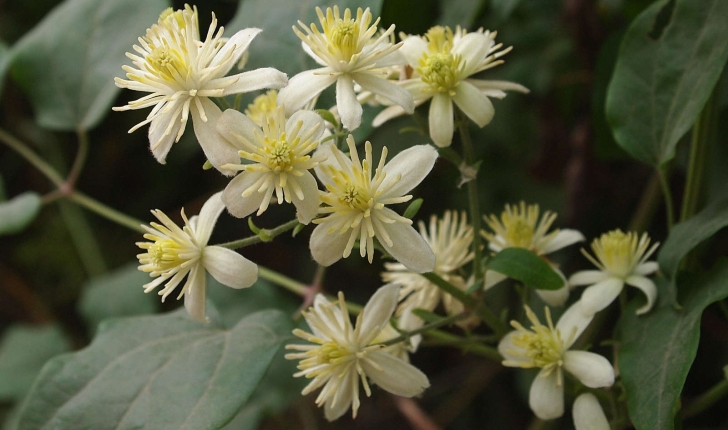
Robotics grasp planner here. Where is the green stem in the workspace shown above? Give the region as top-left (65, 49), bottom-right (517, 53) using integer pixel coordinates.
top-left (657, 165), bottom-right (675, 230)
top-left (58, 201), bottom-right (107, 276)
top-left (68, 191), bottom-right (146, 233)
top-left (258, 266), bottom-right (306, 296)
top-left (218, 219), bottom-right (301, 249)
top-left (683, 378), bottom-right (728, 418)
top-left (378, 312), bottom-right (468, 347)
top-left (457, 114), bottom-right (484, 282)
top-left (0, 127), bottom-right (64, 187)
top-left (67, 130), bottom-right (90, 191)
top-left (423, 330), bottom-right (502, 361)
top-left (628, 173), bottom-right (661, 232)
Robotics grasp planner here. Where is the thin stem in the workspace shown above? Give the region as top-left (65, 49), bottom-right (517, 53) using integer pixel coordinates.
top-left (67, 130), bottom-right (90, 191)
top-left (68, 191), bottom-right (146, 233)
top-left (58, 201), bottom-right (107, 276)
top-left (457, 114), bottom-right (484, 282)
top-left (683, 377), bottom-right (728, 418)
top-left (378, 312), bottom-right (468, 347)
top-left (425, 330), bottom-right (502, 361)
top-left (628, 173), bottom-right (661, 232)
top-left (258, 265), bottom-right (306, 296)
top-left (218, 219), bottom-right (301, 249)
top-left (0, 127), bottom-right (64, 187)
top-left (657, 165), bottom-right (675, 230)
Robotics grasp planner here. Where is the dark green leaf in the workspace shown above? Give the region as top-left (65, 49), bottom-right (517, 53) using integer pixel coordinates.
top-left (606, 0), bottom-right (728, 165)
top-left (486, 248), bottom-right (564, 290)
top-left (437, 0), bottom-right (481, 28)
top-left (17, 309), bottom-right (291, 430)
top-left (0, 325), bottom-right (71, 401)
top-left (618, 262), bottom-right (728, 430)
top-left (77, 263), bottom-right (159, 332)
top-left (0, 42), bottom-right (10, 100)
top-left (0, 192), bottom-right (41, 235)
top-left (659, 196), bottom-right (728, 302)
top-left (9, 0), bottom-right (169, 131)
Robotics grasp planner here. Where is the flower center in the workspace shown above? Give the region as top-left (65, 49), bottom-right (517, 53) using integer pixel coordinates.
top-left (146, 46), bottom-right (188, 84)
top-left (147, 238), bottom-right (187, 272)
top-left (506, 307), bottom-right (567, 374)
top-left (418, 52), bottom-right (463, 95)
top-left (316, 341), bottom-right (355, 366)
top-left (265, 136), bottom-right (294, 172)
top-left (341, 183), bottom-right (372, 212)
top-left (591, 230), bottom-right (642, 278)
top-left (503, 217), bottom-right (535, 249)
top-left (330, 20), bottom-right (359, 61)
top-left (425, 26), bottom-right (454, 52)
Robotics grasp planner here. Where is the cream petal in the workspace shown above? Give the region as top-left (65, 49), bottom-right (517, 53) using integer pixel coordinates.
top-left (286, 110), bottom-right (326, 142)
top-left (484, 270), bottom-right (508, 290)
top-left (378, 222), bottom-right (436, 274)
top-left (625, 275), bottom-right (657, 315)
top-left (563, 351), bottom-right (615, 388)
top-left (218, 68), bottom-right (288, 96)
top-left (353, 72), bottom-right (414, 114)
top-left (498, 331), bottom-right (531, 365)
top-left (278, 69), bottom-right (338, 116)
top-left (203, 246), bottom-right (258, 289)
top-left (362, 350), bottom-right (429, 397)
top-left (556, 300), bottom-right (594, 348)
top-left (452, 81), bottom-right (493, 127)
top-left (428, 93), bottom-right (454, 147)
top-left (635, 261), bottom-right (659, 276)
top-left (541, 229), bottom-right (585, 254)
top-left (184, 265), bottom-right (207, 323)
top-left (357, 284), bottom-right (400, 345)
top-left (194, 191), bottom-right (226, 245)
top-left (291, 171), bottom-right (321, 225)
top-left (191, 98), bottom-right (239, 174)
top-left (573, 393), bottom-right (610, 430)
top-left (222, 171), bottom-right (267, 218)
top-left (579, 277), bottom-right (624, 316)
top-left (336, 75), bottom-right (363, 131)
top-left (211, 28), bottom-right (261, 72)
top-left (372, 104), bottom-right (408, 127)
top-left (536, 283), bottom-right (569, 307)
top-left (468, 79), bottom-right (531, 94)
top-left (569, 270), bottom-right (610, 287)
top-left (323, 370), bottom-right (356, 421)
top-left (453, 32), bottom-right (493, 76)
top-left (310, 222), bottom-right (349, 266)
top-left (148, 108), bottom-right (183, 164)
top-left (216, 108), bottom-right (259, 151)
top-left (380, 144), bottom-right (438, 198)
top-left (529, 369), bottom-right (564, 420)
top-left (400, 36), bottom-right (428, 67)
top-left (302, 41), bottom-right (328, 67)
top-left (312, 142), bottom-right (344, 189)
top-left (371, 49), bottom-right (407, 68)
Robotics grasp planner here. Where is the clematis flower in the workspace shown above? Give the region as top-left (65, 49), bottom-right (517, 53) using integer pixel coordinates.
top-left (113, 5), bottom-right (288, 171)
top-left (285, 284), bottom-right (430, 421)
top-left (277, 6), bottom-right (414, 131)
top-left (244, 90), bottom-right (279, 127)
top-left (382, 211), bottom-right (474, 323)
top-left (136, 192), bottom-right (258, 322)
top-left (218, 105), bottom-right (325, 224)
top-left (573, 393), bottom-right (610, 430)
top-left (310, 135), bottom-right (437, 273)
top-left (569, 230), bottom-right (659, 316)
top-left (498, 303), bottom-right (614, 420)
top-left (482, 202), bottom-right (584, 306)
top-left (373, 25), bottom-right (529, 147)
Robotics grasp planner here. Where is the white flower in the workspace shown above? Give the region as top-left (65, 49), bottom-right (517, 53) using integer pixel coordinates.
top-left (569, 230), bottom-right (659, 316)
top-left (498, 303), bottom-right (614, 420)
top-left (310, 135), bottom-right (437, 273)
top-left (113, 5), bottom-right (288, 171)
top-left (285, 284), bottom-right (430, 421)
top-left (373, 26), bottom-right (529, 147)
top-left (244, 90), bottom-right (279, 127)
top-left (218, 105), bottom-right (325, 224)
top-left (573, 393), bottom-right (610, 430)
top-left (136, 192), bottom-right (258, 322)
top-left (482, 202), bottom-right (585, 306)
top-left (277, 6), bottom-right (414, 131)
top-left (382, 211), bottom-right (473, 321)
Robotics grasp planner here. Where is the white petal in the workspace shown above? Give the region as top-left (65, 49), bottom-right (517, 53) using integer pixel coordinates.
top-left (579, 277), bottom-right (624, 316)
top-left (372, 104), bottom-right (408, 127)
top-left (625, 275), bottom-right (657, 315)
top-left (379, 223), bottom-right (436, 274)
top-left (536, 283), bottom-right (569, 307)
top-left (291, 171), bottom-right (321, 224)
top-left (323, 370), bottom-right (356, 421)
top-left (194, 191), bottom-right (226, 245)
top-left (354, 72), bottom-right (414, 114)
top-left (310, 222), bottom-right (349, 266)
top-left (573, 393), bottom-right (610, 430)
top-left (541, 229), bottom-right (585, 254)
top-left (218, 68), bottom-right (288, 96)
top-left (312, 142), bottom-right (344, 188)
top-left (563, 351), bottom-right (615, 388)
top-left (428, 93), bottom-right (454, 147)
top-left (453, 32), bottom-right (493, 77)
top-left (222, 172), bottom-right (267, 218)
top-left (452, 81), bottom-right (493, 127)
top-left (484, 270), bottom-right (508, 290)
top-left (498, 331), bottom-right (531, 365)
top-left (362, 350), bottom-right (429, 397)
top-left (278, 69), bottom-right (338, 116)
top-left (184, 265), bottom-right (207, 323)
top-left (191, 98), bottom-right (239, 174)
top-left (635, 261), bottom-right (658, 276)
top-left (556, 300), bottom-right (595, 348)
top-left (286, 110), bottom-right (326, 142)
top-left (569, 270), bottom-right (610, 287)
top-left (400, 36), bottom-right (428, 67)
top-left (380, 144), bottom-right (438, 198)
top-left (358, 284), bottom-right (399, 345)
top-left (529, 369), bottom-right (564, 420)
top-left (336, 75), bottom-right (363, 131)
top-left (216, 108), bottom-right (259, 151)
top-left (148, 108), bottom-right (183, 164)
top-left (211, 28), bottom-right (261, 72)
top-left (469, 79), bottom-right (530, 94)
top-left (203, 246), bottom-right (258, 289)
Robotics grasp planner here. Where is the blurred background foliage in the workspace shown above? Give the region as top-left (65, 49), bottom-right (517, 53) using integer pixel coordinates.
top-left (0, 0), bottom-right (727, 429)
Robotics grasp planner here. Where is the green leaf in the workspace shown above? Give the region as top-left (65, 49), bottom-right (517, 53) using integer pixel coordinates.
top-left (0, 192), bottom-right (41, 236)
top-left (618, 262), bottom-right (728, 430)
top-left (206, 276), bottom-right (298, 329)
top-left (0, 325), bottom-right (71, 401)
top-left (0, 41), bottom-right (10, 100)
top-left (606, 0), bottom-right (728, 165)
top-left (658, 196), bottom-right (728, 303)
top-left (9, 0), bottom-right (169, 131)
top-left (226, 0), bottom-right (382, 76)
top-left (77, 263), bottom-right (159, 333)
top-left (486, 248), bottom-right (564, 291)
top-left (437, 0), bottom-right (481, 28)
top-left (17, 309), bottom-right (292, 430)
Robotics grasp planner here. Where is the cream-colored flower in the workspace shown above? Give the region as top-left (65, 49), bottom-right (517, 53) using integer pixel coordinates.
top-left (573, 393), bottom-right (610, 430)
top-left (569, 230), bottom-right (659, 316)
top-left (498, 303), bottom-right (614, 420)
top-left (482, 202), bottom-right (584, 306)
top-left (382, 211), bottom-right (473, 320)
top-left (244, 90), bottom-right (279, 127)
top-left (285, 284), bottom-right (430, 421)
top-left (278, 7), bottom-right (414, 131)
top-left (137, 192), bottom-right (258, 322)
top-left (310, 135), bottom-right (437, 273)
top-left (373, 25), bottom-right (529, 147)
top-left (114, 5), bottom-right (287, 171)
top-left (218, 105), bottom-right (325, 224)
